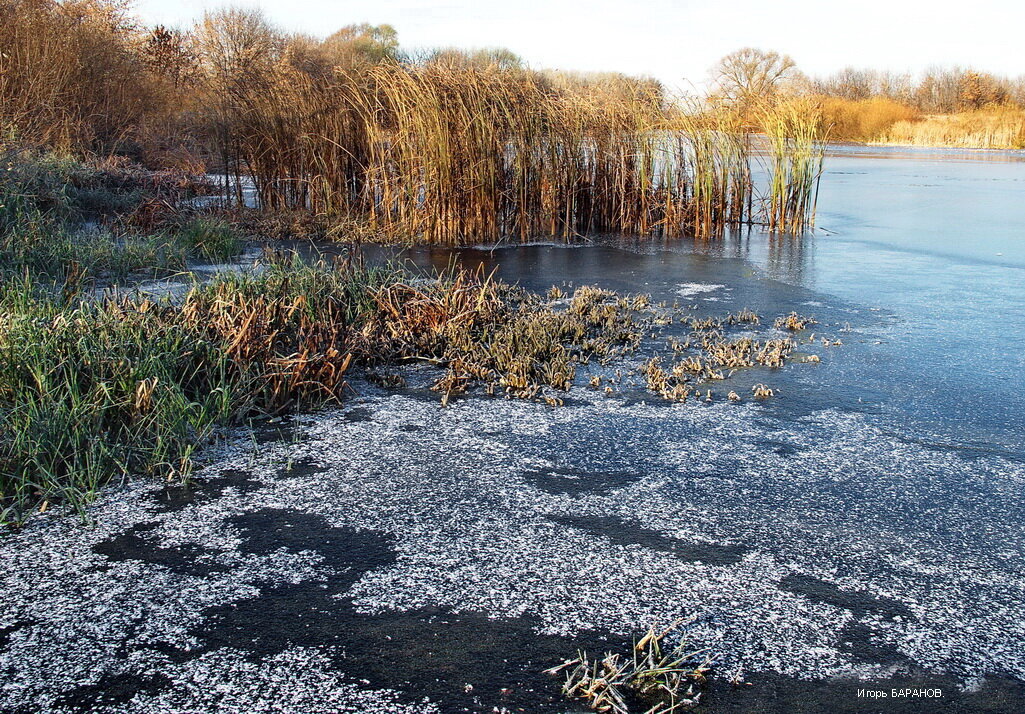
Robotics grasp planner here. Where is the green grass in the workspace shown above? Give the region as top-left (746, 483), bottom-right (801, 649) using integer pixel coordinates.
top-left (0, 154), bottom-right (394, 523)
top-left (0, 158), bottom-right (246, 282)
top-left (175, 217), bottom-right (245, 262)
top-left (0, 254), bottom-right (655, 524)
top-left (1, 150), bottom-right (146, 227)
top-left (0, 223), bottom-right (189, 281)
top-left (0, 219), bottom-right (245, 284)
top-left (0, 277), bottom-right (237, 521)
top-left (1, 151), bottom-right (236, 285)
top-left (0, 258), bottom-right (393, 524)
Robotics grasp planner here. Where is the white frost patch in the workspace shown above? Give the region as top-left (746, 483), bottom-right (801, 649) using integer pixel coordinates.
top-left (1, 387), bottom-right (1024, 711)
top-left (677, 282), bottom-right (726, 298)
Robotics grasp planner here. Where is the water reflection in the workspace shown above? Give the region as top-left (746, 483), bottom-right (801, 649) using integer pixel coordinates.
top-left (679, 228), bottom-right (815, 285)
top-left (825, 142), bottom-right (1025, 164)
top-left (384, 227), bottom-right (816, 292)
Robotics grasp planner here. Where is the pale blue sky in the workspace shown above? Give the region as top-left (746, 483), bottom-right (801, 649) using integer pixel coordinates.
top-left (134, 0), bottom-right (1024, 91)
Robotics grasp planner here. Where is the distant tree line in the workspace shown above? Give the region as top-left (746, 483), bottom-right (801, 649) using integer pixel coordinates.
top-left (810, 66), bottom-right (1024, 113)
top-left (709, 47), bottom-right (1025, 115)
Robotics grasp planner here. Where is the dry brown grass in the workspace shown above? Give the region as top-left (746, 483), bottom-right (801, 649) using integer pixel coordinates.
top-left (410, 281), bottom-right (647, 403)
top-left (547, 622), bottom-right (712, 712)
top-left (813, 94), bottom-right (1025, 149)
top-left (774, 312), bottom-right (816, 331)
top-left (640, 309), bottom-right (804, 402)
top-left (876, 105), bottom-right (1025, 149)
top-left (816, 96), bottom-right (921, 142)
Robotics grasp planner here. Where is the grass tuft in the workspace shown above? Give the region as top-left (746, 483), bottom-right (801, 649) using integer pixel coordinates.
top-left (175, 217), bottom-right (244, 261)
top-left (546, 622), bottom-right (713, 713)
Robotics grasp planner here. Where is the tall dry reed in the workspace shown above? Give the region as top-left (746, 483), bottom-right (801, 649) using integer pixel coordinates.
top-left (758, 98), bottom-right (828, 233)
top-left (877, 106), bottom-right (1025, 149)
top-left (1, 2), bottom-right (824, 239)
top-left (199, 39), bottom-right (719, 242)
top-left (0, 0), bottom-right (158, 151)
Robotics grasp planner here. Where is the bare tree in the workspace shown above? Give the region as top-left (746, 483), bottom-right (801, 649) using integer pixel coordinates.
top-left (144, 25), bottom-right (197, 90)
top-left (193, 7), bottom-right (278, 86)
top-left (958, 70), bottom-right (1007, 110)
top-left (192, 8), bottom-right (279, 194)
top-left (813, 67), bottom-right (874, 100)
top-left (711, 48), bottom-right (800, 110)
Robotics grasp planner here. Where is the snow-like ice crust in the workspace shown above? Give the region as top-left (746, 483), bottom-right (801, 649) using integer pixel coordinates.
top-left (2, 385), bottom-right (1024, 711)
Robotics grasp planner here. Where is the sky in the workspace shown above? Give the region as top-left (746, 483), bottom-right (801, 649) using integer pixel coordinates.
top-left (134, 0), bottom-right (1025, 92)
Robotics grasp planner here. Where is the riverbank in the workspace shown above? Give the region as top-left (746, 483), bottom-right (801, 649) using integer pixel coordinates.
top-left (1, 152), bottom-right (836, 526)
top-left (815, 98), bottom-right (1025, 150)
top-left (873, 107), bottom-right (1025, 150)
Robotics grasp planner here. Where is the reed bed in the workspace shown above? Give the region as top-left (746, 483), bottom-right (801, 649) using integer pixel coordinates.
top-left (190, 19), bottom-right (821, 240)
top-left (0, 151), bottom-right (671, 522)
top-left (758, 99), bottom-right (828, 233)
top-left (217, 55), bottom-right (832, 239)
top-left (0, 0), bottom-right (153, 151)
top-left (1, 7), bottom-right (843, 524)
top-left (217, 59), bottom-right (725, 241)
top-left (815, 96), bottom-right (921, 142)
top-left (877, 106), bottom-right (1025, 149)
top-left (672, 107), bottom-right (753, 236)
